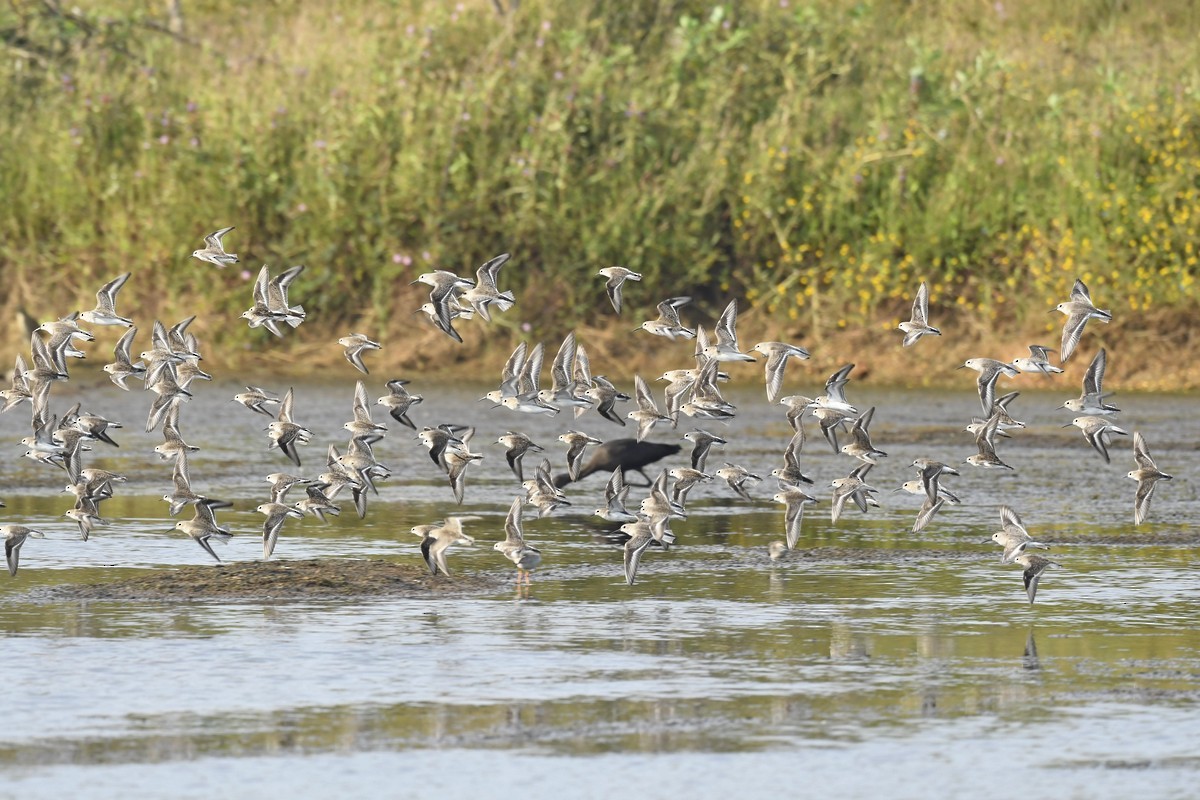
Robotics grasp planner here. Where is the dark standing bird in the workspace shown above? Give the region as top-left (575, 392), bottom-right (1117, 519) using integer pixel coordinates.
top-left (553, 438), bottom-right (681, 489)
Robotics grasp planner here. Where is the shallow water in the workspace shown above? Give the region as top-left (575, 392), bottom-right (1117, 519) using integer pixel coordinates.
top-left (1, 375), bottom-right (1198, 798)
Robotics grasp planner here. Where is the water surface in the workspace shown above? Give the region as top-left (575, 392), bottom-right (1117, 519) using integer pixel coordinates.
top-left (1, 379), bottom-right (1197, 798)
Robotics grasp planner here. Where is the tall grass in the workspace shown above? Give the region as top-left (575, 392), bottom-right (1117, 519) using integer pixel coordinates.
top-left (1, 0), bottom-right (1199, 362)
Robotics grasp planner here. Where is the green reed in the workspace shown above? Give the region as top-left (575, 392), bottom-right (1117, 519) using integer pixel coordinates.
top-left (1, 0), bottom-right (1198, 357)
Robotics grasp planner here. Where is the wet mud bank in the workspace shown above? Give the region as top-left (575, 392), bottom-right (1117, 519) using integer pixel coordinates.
top-left (39, 558), bottom-right (502, 602)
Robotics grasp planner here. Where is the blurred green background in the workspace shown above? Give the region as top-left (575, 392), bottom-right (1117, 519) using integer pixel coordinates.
top-left (2, 0), bottom-right (1198, 380)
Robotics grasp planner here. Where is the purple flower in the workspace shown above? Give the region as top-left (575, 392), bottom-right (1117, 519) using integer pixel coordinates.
top-left (521, 322), bottom-right (532, 333)
top-left (159, 134), bottom-right (170, 145)
top-left (296, 202), bottom-right (308, 213)
top-left (186, 101), bottom-right (198, 113)
top-left (240, 270), bottom-right (252, 280)
top-left (189, 137), bottom-right (199, 147)
top-left (314, 139), bottom-right (327, 150)
top-left (392, 253), bottom-right (403, 264)
top-left (422, 250), bottom-right (432, 262)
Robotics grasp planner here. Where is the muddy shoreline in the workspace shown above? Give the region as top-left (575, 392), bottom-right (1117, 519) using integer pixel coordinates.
top-left (37, 558), bottom-right (502, 602)
top-left (31, 525), bottom-right (1198, 602)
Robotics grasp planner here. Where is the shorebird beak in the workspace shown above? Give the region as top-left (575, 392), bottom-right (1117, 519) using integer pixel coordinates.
top-left (954, 364), bottom-right (967, 370)
top-left (1060, 423), bottom-right (1074, 428)
top-left (979, 538), bottom-right (993, 545)
top-left (631, 327), bottom-right (642, 333)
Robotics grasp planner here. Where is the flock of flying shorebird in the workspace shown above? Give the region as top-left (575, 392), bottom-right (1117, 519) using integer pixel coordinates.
top-left (0, 226), bottom-right (1177, 605)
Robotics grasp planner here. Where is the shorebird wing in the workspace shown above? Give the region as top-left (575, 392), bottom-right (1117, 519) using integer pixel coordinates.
top-left (912, 280), bottom-right (930, 325)
top-left (1059, 309), bottom-right (1090, 363)
top-left (95, 272), bottom-right (131, 312)
top-left (713, 299), bottom-right (739, 347)
top-left (998, 505), bottom-right (1026, 535)
top-left (204, 226), bottom-right (235, 249)
top-left (1133, 475), bottom-right (1162, 525)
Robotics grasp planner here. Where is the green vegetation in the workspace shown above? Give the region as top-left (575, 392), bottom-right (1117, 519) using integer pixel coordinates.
top-left (1, 0), bottom-right (1198, 364)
